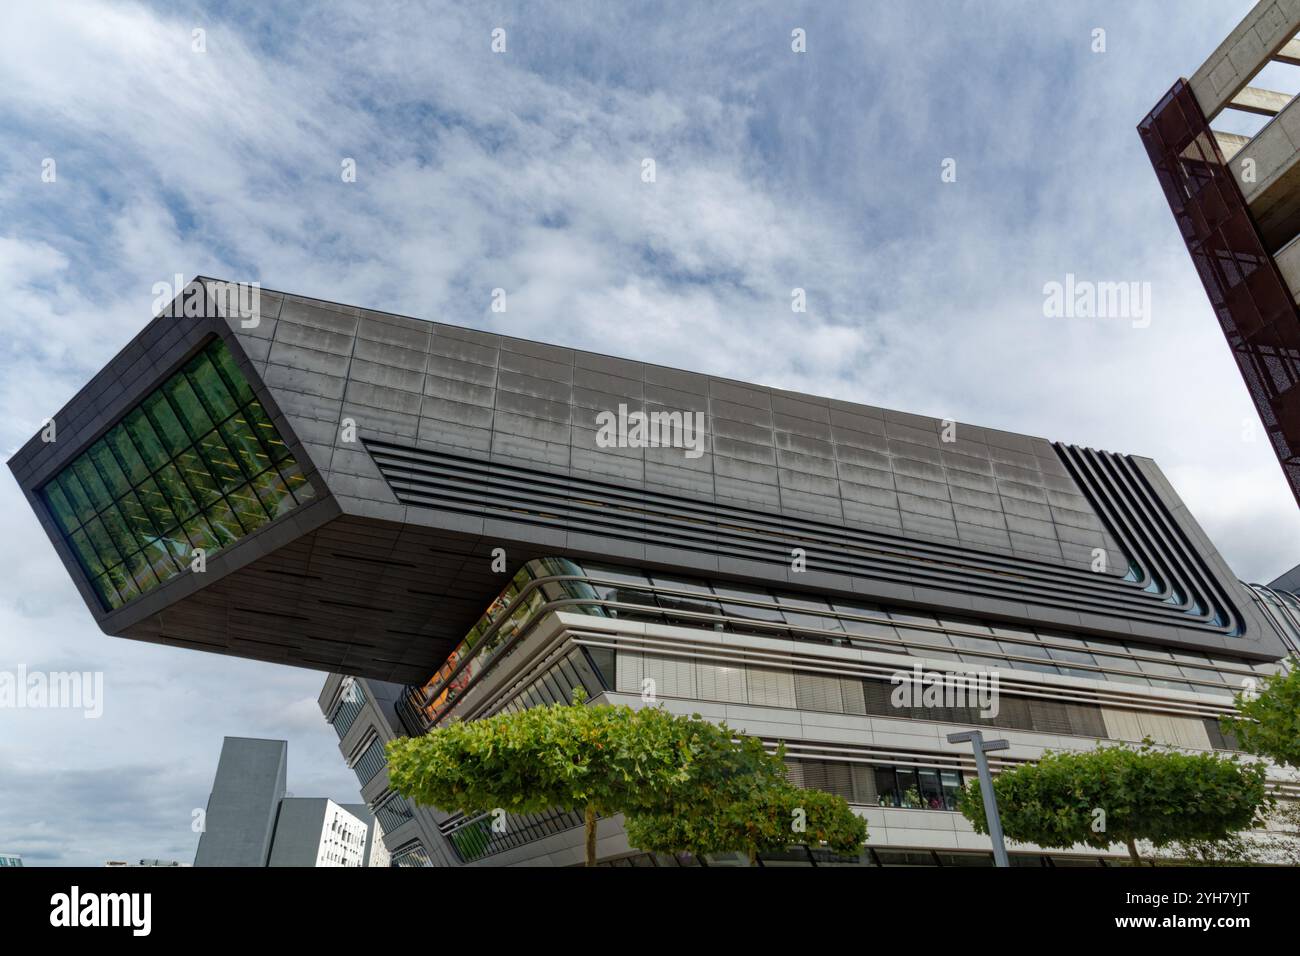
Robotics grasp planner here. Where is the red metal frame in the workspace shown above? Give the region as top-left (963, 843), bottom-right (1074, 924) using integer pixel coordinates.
top-left (1139, 79), bottom-right (1300, 508)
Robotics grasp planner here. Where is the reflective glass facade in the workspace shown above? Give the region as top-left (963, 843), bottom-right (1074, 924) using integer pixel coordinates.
top-left (40, 338), bottom-right (315, 610)
top-left (411, 558), bottom-right (1283, 727)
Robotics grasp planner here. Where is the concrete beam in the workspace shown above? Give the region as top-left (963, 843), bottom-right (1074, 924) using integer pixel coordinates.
top-left (1273, 234), bottom-right (1300, 302)
top-left (1215, 130), bottom-right (1252, 160)
top-left (1190, 0), bottom-right (1300, 120)
top-left (1272, 36), bottom-right (1300, 64)
top-left (1229, 85), bottom-right (1295, 115)
top-left (1231, 91), bottom-right (1300, 249)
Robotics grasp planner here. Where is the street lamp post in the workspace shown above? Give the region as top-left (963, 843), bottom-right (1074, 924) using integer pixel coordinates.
top-left (947, 730), bottom-right (1010, 867)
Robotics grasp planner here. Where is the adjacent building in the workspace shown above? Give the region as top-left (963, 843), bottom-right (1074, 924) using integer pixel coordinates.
top-left (1140, 0), bottom-right (1300, 507)
top-left (266, 798), bottom-right (368, 868)
top-left (0, 852), bottom-right (22, 868)
top-left (10, 278), bottom-right (1297, 866)
top-left (193, 736), bottom-right (374, 867)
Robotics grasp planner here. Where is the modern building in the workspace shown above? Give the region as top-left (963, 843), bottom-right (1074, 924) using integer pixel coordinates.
top-left (10, 277), bottom-right (1298, 866)
top-left (1140, 0), bottom-right (1300, 508)
top-left (0, 852), bottom-right (22, 868)
top-left (343, 804), bottom-right (391, 868)
top-left (267, 798), bottom-right (369, 868)
top-left (193, 736), bottom-right (373, 867)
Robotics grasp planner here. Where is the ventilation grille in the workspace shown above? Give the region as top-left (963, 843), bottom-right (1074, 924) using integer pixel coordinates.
top-left (364, 439), bottom-right (1240, 635)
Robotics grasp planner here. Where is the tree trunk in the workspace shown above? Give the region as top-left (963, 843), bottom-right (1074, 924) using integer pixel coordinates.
top-left (1125, 836), bottom-right (1142, 866)
top-left (585, 804), bottom-right (598, 867)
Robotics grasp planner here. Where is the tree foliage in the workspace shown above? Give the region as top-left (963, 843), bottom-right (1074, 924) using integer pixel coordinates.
top-left (625, 781), bottom-right (867, 864)
top-left (957, 741), bottom-right (1268, 864)
top-left (1221, 658), bottom-right (1300, 771)
top-left (385, 696), bottom-right (785, 865)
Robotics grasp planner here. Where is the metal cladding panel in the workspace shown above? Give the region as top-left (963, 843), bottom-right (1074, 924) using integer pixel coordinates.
top-left (231, 281), bottom-right (1281, 662)
top-left (8, 278), bottom-right (1289, 682)
top-left (1139, 79), bottom-right (1300, 508)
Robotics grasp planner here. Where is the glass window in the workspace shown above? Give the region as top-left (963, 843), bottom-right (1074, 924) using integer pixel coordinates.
top-left (940, 770), bottom-right (963, 811)
top-left (219, 418), bottom-right (271, 480)
top-left (45, 481), bottom-right (79, 534)
top-left (947, 633), bottom-right (1003, 654)
top-left (88, 440), bottom-right (131, 501)
top-left (712, 582), bottom-right (785, 631)
top-left (873, 849), bottom-right (938, 866)
top-left (99, 504), bottom-right (136, 557)
top-left (651, 575), bottom-right (723, 617)
top-left (184, 353), bottom-right (239, 423)
top-left (1135, 658), bottom-right (1184, 679)
top-left (1037, 630), bottom-right (1091, 648)
top-left (71, 458), bottom-right (112, 511)
top-left (227, 484), bottom-right (271, 535)
top-left (56, 471), bottom-right (95, 525)
top-left (143, 392), bottom-right (189, 456)
top-left (123, 409), bottom-right (169, 471)
top-left (939, 616), bottom-right (993, 634)
top-left (134, 477), bottom-right (176, 532)
top-left (38, 338), bottom-right (312, 610)
top-left (1047, 646), bottom-right (1097, 666)
top-left (1007, 659), bottom-right (1060, 675)
top-left (69, 530), bottom-right (105, 577)
top-left (243, 401), bottom-right (290, 462)
top-left (197, 429), bottom-right (246, 492)
top-left (998, 639), bottom-right (1051, 659)
top-left (896, 627), bottom-right (953, 650)
top-left (776, 593), bottom-right (844, 632)
top-left (1090, 653), bottom-right (1142, 673)
top-left (208, 339), bottom-right (255, 405)
top-left (162, 375), bottom-right (214, 441)
top-left (249, 466), bottom-right (297, 519)
top-left (276, 458), bottom-right (315, 503)
top-left (889, 609), bottom-right (941, 628)
top-left (114, 491), bottom-right (159, 551)
top-left (83, 517), bottom-right (121, 570)
top-left (917, 769), bottom-right (944, 810)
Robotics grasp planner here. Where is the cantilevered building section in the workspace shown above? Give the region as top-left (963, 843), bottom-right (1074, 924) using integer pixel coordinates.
top-left (1140, 0), bottom-right (1300, 507)
top-left (10, 277), bottom-right (1297, 866)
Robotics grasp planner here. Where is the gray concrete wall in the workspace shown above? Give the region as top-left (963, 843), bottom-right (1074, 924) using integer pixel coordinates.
top-left (266, 798), bottom-right (330, 867)
top-left (193, 737), bottom-right (287, 867)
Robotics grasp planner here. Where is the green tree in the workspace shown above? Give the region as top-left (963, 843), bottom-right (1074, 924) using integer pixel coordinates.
top-left (625, 780), bottom-right (867, 865)
top-left (957, 741), bottom-right (1267, 865)
top-left (385, 695), bottom-right (785, 866)
top-left (1221, 658), bottom-right (1300, 770)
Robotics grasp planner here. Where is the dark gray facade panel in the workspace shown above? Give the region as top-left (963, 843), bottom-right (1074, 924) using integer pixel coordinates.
top-left (266, 798), bottom-right (330, 867)
top-left (7, 279), bottom-right (1291, 683)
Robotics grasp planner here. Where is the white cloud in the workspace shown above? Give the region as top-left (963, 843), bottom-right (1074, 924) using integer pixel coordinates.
top-left (0, 0), bottom-right (1295, 864)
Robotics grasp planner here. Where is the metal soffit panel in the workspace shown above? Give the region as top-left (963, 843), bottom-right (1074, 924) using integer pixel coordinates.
top-left (364, 437), bottom-right (1243, 638)
top-left (118, 515), bottom-right (502, 684)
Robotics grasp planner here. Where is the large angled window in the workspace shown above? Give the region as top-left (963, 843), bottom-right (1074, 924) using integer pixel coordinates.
top-left (41, 338), bottom-right (315, 610)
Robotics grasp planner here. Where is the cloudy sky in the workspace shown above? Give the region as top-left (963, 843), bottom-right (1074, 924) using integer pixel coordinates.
top-left (2, 0), bottom-right (1298, 866)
